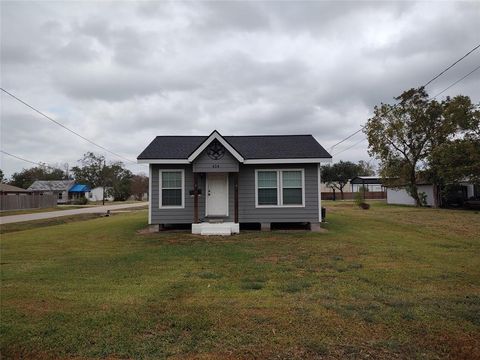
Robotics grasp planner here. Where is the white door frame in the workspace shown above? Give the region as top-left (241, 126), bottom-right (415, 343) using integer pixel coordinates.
top-left (205, 172), bottom-right (229, 217)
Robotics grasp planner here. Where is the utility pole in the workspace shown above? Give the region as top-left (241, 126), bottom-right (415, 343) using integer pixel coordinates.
top-left (102, 159), bottom-right (106, 205)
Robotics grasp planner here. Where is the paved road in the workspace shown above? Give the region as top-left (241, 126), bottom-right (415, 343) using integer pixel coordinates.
top-left (0, 202), bottom-right (148, 225)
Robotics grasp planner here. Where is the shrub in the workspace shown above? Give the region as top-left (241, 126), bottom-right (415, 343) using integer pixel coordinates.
top-left (72, 197), bottom-right (88, 205)
top-left (354, 191), bottom-right (370, 209)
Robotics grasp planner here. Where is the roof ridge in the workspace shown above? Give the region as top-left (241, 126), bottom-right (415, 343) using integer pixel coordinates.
top-left (225, 134), bottom-right (313, 137)
top-left (152, 134), bottom-right (314, 138)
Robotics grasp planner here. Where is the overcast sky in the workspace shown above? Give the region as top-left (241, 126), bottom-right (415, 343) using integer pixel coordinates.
top-left (1, 1), bottom-right (479, 177)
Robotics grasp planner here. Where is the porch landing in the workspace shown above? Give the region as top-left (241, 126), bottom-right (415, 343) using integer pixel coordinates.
top-left (192, 222), bottom-right (240, 236)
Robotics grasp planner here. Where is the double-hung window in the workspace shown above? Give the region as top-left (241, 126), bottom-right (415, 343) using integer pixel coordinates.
top-left (160, 170), bottom-right (184, 208)
top-left (257, 171), bottom-right (278, 205)
top-left (256, 169), bottom-right (304, 207)
top-left (282, 171), bottom-right (303, 205)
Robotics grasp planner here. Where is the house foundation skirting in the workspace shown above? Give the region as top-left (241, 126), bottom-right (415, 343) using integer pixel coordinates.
top-left (192, 222), bottom-right (240, 236)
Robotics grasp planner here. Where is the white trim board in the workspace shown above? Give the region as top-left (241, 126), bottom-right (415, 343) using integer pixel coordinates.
top-left (138, 159), bottom-right (189, 164)
top-left (138, 157), bottom-right (332, 165)
top-left (187, 130), bottom-right (245, 163)
top-left (148, 165), bottom-right (152, 224)
top-left (317, 163), bottom-right (321, 223)
top-left (158, 169), bottom-right (185, 209)
top-left (254, 168), bottom-right (305, 208)
top-left (245, 158), bottom-right (331, 164)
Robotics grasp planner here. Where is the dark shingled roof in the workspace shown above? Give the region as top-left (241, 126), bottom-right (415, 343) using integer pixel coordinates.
top-left (137, 134), bottom-right (331, 160)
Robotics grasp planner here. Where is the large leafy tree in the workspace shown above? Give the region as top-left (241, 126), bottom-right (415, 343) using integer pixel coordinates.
top-left (105, 162), bottom-right (133, 201)
top-left (430, 139), bottom-right (480, 188)
top-left (321, 161), bottom-right (362, 200)
top-left (72, 153), bottom-right (134, 202)
top-left (130, 173), bottom-right (149, 201)
top-left (357, 160), bottom-right (376, 176)
top-left (9, 165), bottom-right (67, 189)
top-left (71, 152), bottom-right (106, 189)
top-left (364, 88), bottom-right (477, 206)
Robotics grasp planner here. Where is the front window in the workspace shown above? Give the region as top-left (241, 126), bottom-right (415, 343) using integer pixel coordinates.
top-left (257, 171), bottom-right (278, 205)
top-left (58, 192), bottom-right (63, 199)
top-left (282, 171), bottom-right (303, 205)
top-left (160, 170), bottom-right (184, 207)
top-left (256, 169), bottom-right (304, 207)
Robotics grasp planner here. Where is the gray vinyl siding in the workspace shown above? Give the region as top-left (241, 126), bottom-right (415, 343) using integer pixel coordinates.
top-left (238, 164), bottom-right (319, 223)
top-left (150, 163), bottom-right (319, 225)
top-left (151, 164), bottom-right (195, 224)
top-left (192, 148), bottom-right (239, 172)
top-left (151, 165), bottom-right (236, 224)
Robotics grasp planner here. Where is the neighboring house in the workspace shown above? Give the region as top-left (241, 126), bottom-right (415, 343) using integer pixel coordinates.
top-left (87, 187), bottom-right (114, 202)
top-left (28, 180), bottom-right (75, 204)
top-left (69, 184), bottom-right (91, 201)
top-left (387, 182), bottom-right (477, 206)
top-left (28, 180), bottom-right (90, 204)
top-left (1, 183), bottom-right (57, 211)
top-left (137, 130), bottom-right (332, 235)
top-left (0, 183), bottom-right (32, 195)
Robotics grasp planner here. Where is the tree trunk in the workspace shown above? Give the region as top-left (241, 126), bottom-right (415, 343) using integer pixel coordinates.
top-left (340, 188), bottom-right (344, 200)
top-left (409, 170), bottom-right (422, 207)
top-left (432, 183), bottom-right (440, 208)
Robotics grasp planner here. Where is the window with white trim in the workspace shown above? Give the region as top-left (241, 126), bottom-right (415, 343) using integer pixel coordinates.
top-left (160, 170), bottom-right (184, 207)
top-left (256, 169), bottom-right (304, 207)
top-left (257, 171), bottom-right (278, 205)
top-left (282, 171), bottom-right (303, 205)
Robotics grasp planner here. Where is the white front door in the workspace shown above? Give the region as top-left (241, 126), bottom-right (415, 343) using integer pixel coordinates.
top-left (206, 173), bottom-right (228, 216)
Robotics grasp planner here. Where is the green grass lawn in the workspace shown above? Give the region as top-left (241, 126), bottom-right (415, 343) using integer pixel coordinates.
top-left (0, 206), bottom-right (92, 217)
top-left (1, 202), bottom-right (479, 359)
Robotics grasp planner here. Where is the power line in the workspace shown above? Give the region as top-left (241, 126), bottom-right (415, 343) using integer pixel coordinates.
top-left (328, 127), bottom-right (364, 151)
top-left (329, 43), bottom-right (480, 152)
top-left (331, 63), bottom-right (480, 156)
top-left (1, 150), bottom-right (65, 171)
top-left (423, 44), bottom-right (480, 88)
top-left (432, 64), bottom-right (480, 99)
top-left (332, 137), bottom-right (367, 157)
top-left (0, 88), bottom-right (136, 164)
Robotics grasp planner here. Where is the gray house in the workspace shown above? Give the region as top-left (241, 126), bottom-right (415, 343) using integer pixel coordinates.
top-left (137, 130), bottom-right (332, 235)
top-left (28, 180), bottom-right (75, 204)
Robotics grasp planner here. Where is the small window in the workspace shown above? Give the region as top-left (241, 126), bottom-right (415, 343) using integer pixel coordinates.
top-left (58, 192), bottom-right (63, 199)
top-left (160, 171), bottom-right (183, 207)
top-left (257, 171), bottom-right (278, 205)
top-left (282, 171), bottom-right (302, 205)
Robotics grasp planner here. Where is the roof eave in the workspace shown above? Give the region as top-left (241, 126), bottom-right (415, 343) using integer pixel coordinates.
top-left (138, 157), bottom-right (332, 164)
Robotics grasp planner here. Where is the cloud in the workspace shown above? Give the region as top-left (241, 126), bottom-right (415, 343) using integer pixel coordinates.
top-left (1, 0), bottom-right (479, 177)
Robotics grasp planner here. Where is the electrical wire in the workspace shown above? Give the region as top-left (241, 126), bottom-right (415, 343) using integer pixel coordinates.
top-left (329, 43), bottom-right (480, 151)
top-left (1, 88), bottom-right (136, 163)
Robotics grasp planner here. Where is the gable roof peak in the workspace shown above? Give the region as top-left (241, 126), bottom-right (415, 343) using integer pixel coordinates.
top-left (187, 130), bottom-right (244, 163)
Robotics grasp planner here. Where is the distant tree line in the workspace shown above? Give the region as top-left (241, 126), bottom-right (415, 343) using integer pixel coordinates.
top-left (1, 152), bottom-right (148, 202)
top-left (321, 160), bottom-right (375, 200)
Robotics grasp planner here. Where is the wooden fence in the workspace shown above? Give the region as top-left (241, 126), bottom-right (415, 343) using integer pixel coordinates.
top-left (321, 191), bottom-right (386, 201)
top-left (0, 194), bottom-right (57, 211)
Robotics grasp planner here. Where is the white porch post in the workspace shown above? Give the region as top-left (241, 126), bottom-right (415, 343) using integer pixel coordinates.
top-left (318, 163), bottom-right (322, 222)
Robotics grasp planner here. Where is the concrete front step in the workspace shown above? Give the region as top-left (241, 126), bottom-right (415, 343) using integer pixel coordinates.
top-left (192, 222), bottom-right (240, 235)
